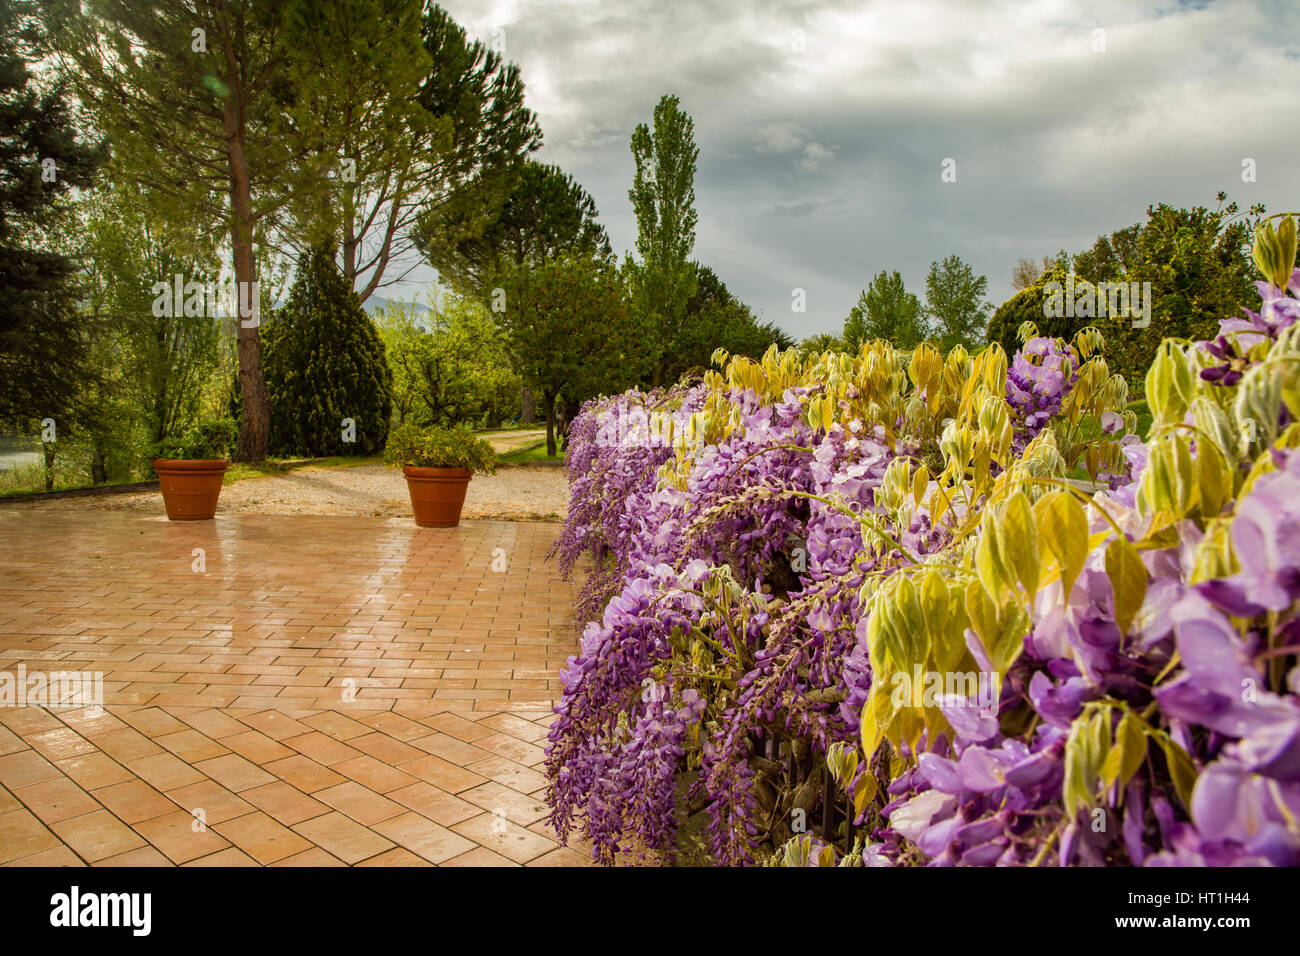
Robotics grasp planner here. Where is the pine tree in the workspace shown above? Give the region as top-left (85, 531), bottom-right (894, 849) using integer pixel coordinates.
top-left (0, 0), bottom-right (105, 428)
top-left (261, 248), bottom-right (393, 457)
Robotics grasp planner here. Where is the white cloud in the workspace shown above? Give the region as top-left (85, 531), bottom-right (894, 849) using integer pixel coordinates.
top-left (796, 142), bottom-right (837, 171)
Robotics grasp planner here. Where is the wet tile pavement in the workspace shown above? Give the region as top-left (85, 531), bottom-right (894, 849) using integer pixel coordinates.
top-left (0, 510), bottom-right (594, 866)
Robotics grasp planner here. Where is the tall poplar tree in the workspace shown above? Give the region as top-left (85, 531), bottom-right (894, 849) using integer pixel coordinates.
top-left (626, 94), bottom-right (699, 387)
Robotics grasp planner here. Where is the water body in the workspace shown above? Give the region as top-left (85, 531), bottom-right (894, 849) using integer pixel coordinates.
top-left (0, 437), bottom-right (41, 471)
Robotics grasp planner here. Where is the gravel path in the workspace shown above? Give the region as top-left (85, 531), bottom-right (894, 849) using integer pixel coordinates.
top-left (9, 430), bottom-right (571, 521)
top-left (13, 463), bottom-right (569, 521)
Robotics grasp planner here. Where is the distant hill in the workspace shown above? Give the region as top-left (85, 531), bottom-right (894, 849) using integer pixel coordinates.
top-left (363, 295), bottom-right (432, 316)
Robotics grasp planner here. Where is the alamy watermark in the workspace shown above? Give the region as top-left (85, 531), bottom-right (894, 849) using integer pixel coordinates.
top-left (151, 274), bottom-right (260, 327)
top-left (0, 665), bottom-right (103, 715)
top-left (594, 405), bottom-right (674, 449)
top-left (890, 666), bottom-right (1000, 716)
top-left (1043, 273), bottom-right (1152, 329)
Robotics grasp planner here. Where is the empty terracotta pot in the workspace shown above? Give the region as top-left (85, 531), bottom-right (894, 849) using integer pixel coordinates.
top-left (153, 459), bottom-right (229, 520)
top-left (402, 466), bottom-right (472, 527)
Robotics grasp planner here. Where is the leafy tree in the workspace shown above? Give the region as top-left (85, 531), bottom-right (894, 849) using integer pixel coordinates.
top-left (60, 179), bottom-right (222, 481)
top-left (1072, 225), bottom-right (1143, 284)
top-left (278, 2), bottom-right (541, 303)
top-left (376, 296), bottom-right (519, 429)
top-left (0, 0), bottom-right (105, 430)
top-left (79, 181), bottom-right (221, 442)
top-left (923, 255), bottom-right (991, 353)
top-left (626, 94), bottom-right (700, 387)
top-left (493, 254), bottom-right (652, 457)
top-left (843, 270), bottom-right (926, 351)
top-left (410, 5), bottom-right (542, 293)
top-left (418, 159), bottom-right (610, 295)
top-left (985, 264), bottom-right (1097, 360)
top-left (275, 0), bottom-right (436, 297)
top-left (261, 247), bottom-right (392, 457)
top-left (50, 0), bottom-right (339, 461)
top-left (657, 264), bottom-right (792, 381)
top-left (1076, 196), bottom-right (1263, 390)
top-left (1011, 252), bottom-right (1069, 291)
top-left (799, 332), bottom-right (846, 354)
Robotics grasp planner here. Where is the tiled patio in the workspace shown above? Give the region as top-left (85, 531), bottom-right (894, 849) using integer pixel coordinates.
top-left (0, 509), bottom-right (593, 866)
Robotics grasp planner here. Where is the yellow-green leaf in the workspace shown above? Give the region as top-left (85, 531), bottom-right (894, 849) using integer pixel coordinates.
top-left (1156, 734), bottom-right (1198, 811)
top-left (1035, 490), bottom-right (1088, 598)
top-left (1106, 536), bottom-right (1147, 637)
top-left (1003, 491), bottom-right (1039, 597)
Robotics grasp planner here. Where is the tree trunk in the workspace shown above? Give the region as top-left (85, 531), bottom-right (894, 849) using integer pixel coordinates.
top-left (224, 96), bottom-right (270, 463)
top-left (544, 390), bottom-right (557, 458)
top-left (91, 441), bottom-right (107, 485)
top-left (520, 385), bottom-right (535, 424)
top-left (42, 443), bottom-right (54, 491)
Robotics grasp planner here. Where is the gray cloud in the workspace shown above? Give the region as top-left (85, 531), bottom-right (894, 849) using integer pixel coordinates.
top-left (401, 0), bottom-right (1300, 340)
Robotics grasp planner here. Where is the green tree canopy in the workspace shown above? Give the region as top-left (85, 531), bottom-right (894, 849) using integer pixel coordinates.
top-left (923, 254), bottom-right (991, 353)
top-left (492, 253), bottom-right (652, 456)
top-left (0, 0), bottom-right (105, 429)
top-left (50, 0), bottom-right (327, 461)
top-left (376, 296), bottom-right (519, 430)
top-left (656, 264), bottom-right (792, 382)
top-left (1075, 195), bottom-right (1263, 390)
top-left (843, 270), bottom-right (926, 351)
top-left (985, 263), bottom-right (1097, 359)
top-left (418, 159), bottom-right (610, 294)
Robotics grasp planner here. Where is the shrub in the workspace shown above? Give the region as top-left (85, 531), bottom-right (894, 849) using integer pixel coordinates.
top-left (986, 264), bottom-right (1099, 359)
top-left (383, 422), bottom-right (497, 473)
top-left (151, 419), bottom-right (238, 460)
top-left (261, 247), bottom-right (392, 457)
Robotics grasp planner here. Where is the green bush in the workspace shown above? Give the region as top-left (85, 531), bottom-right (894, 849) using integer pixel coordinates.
top-left (383, 423), bottom-right (497, 473)
top-left (151, 419), bottom-right (238, 460)
top-left (376, 298), bottom-right (520, 430)
top-left (261, 247), bottom-right (393, 457)
top-left (986, 265), bottom-right (1099, 359)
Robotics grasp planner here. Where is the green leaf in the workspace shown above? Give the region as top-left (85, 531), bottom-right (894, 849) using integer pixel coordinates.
top-left (1155, 733), bottom-right (1198, 812)
top-left (1035, 490), bottom-right (1088, 598)
top-left (975, 510), bottom-right (1009, 601)
top-left (1116, 712), bottom-right (1148, 795)
top-left (859, 680), bottom-right (893, 760)
top-left (1106, 536), bottom-right (1147, 637)
top-left (1003, 491), bottom-right (1039, 597)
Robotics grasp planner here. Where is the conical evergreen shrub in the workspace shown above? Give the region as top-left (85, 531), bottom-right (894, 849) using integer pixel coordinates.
top-left (262, 247), bottom-right (393, 457)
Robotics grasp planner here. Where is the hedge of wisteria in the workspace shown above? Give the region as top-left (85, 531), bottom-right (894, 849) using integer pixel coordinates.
top-left (546, 220), bottom-right (1300, 867)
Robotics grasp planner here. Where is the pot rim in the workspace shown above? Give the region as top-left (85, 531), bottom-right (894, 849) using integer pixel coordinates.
top-left (401, 465), bottom-right (473, 478)
top-left (152, 458), bottom-right (230, 470)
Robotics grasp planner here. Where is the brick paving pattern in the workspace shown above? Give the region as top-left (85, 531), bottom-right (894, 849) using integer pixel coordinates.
top-left (0, 510), bottom-right (594, 866)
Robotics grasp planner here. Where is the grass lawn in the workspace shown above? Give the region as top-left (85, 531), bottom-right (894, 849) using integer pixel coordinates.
top-left (223, 455), bottom-right (383, 484)
top-left (497, 440), bottom-right (564, 465)
top-left (1128, 398), bottom-right (1152, 438)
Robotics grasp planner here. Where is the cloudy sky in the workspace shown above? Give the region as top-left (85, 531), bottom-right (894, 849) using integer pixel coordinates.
top-left (400, 0), bottom-right (1300, 340)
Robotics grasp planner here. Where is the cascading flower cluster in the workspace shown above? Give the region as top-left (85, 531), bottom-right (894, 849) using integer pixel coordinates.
top-left (547, 218), bottom-right (1300, 868)
top-left (1006, 335), bottom-right (1079, 434)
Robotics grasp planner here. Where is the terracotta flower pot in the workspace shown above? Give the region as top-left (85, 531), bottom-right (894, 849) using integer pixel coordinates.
top-left (152, 459), bottom-right (229, 520)
top-left (402, 465), bottom-right (472, 527)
